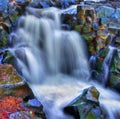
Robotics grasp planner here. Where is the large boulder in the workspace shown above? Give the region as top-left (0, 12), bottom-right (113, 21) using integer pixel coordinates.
top-left (64, 86), bottom-right (103, 119)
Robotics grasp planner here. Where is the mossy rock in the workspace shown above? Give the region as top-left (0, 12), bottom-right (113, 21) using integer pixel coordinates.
top-left (86, 112), bottom-right (97, 119)
top-left (67, 86), bottom-right (102, 119)
top-left (86, 86), bottom-right (99, 103)
top-left (10, 11), bottom-right (19, 21)
top-left (74, 25), bottom-right (83, 32)
top-left (2, 51), bottom-right (15, 65)
top-left (0, 64), bottom-right (22, 85)
top-left (82, 24), bottom-right (92, 33)
top-left (86, 107), bottom-right (102, 119)
top-left (99, 48), bottom-right (109, 59)
top-left (82, 34), bottom-right (93, 41)
top-left (0, 29), bottom-right (8, 48)
top-left (96, 58), bottom-right (103, 71)
top-left (109, 73), bottom-right (120, 89)
top-left (110, 51), bottom-right (120, 73)
top-left (116, 60), bottom-right (120, 70)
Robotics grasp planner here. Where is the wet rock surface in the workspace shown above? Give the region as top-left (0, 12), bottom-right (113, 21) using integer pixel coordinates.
top-left (64, 86), bottom-right (103, 119)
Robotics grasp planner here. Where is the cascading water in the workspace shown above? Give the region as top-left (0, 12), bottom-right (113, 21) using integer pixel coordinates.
top-left (8, 7), bottom-right (120, 119)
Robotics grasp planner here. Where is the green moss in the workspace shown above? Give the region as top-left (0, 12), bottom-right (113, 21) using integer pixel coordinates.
top-left (0, 30), bottom-right (8, 48)
top-left (100, 48), bottom-right (109, 59)
top-left (74, 25), bottom-right (82, 32)
top-left (109, 73), bottom-right (120, 88)
top-left (86, 111), bottom-right (98, 119)
top-left (2, 51), bottom-right (14, 64)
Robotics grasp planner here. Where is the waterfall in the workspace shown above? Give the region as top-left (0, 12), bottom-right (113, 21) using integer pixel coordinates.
top-left (9, 7), bottom-right (120, 119)
top-left (102, 46), bottom-right (116, 86)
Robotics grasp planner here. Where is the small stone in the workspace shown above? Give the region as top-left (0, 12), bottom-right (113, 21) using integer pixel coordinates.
top-left (28, 98), bottom-right (41, 107)
top-left (86, 86), bottom-right (100, 103)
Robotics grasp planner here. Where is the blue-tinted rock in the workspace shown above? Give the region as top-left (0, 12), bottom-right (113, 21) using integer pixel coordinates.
top-left (0, 0), bottom-right (8, 12)
top-left (101, 18), bottom-right (110, 24)
top-left (109, 8), bottom-right (120, 24)
top-left (28, 98), bottom-right (42, 107)
top-left (97, 6), bottom-right (115, 18)
top-left (39, 2), bottom-right (49, 8)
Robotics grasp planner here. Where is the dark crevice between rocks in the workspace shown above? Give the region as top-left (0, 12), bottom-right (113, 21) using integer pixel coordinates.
top-left (63, 106), bottom-right (80, 119)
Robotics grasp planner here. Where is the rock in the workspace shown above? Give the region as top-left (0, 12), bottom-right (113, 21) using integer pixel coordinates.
top-left (0, 28), bottom-right (8, 48)
top-left (99, 48), bottom-right (109, 59)
top-left (93, 21), bottom-right (99, 31)
top-left (9, 10), bottom-right (19, 22)
top-left (107, 50), bottom-right (120, 92)
top-left (109, 73), bottom-right (120, 92)
top-left (16, 0), bottom-right (31, 5)
top-left (0, 0), bottom-right (8, 12)
top-left (2, 51), bottom-right (15, 65)
top-left (116, 60), bottom-right (120, 71)
top-left (109, 23), bottom-right (120, 33)
top-left (96, 25), bottom-right (109, 50)
top-left (9, 111), bottom-right (34, 119)
top-left (27, 98), bottom-right (42, 107)
top-left (39, 1), bottom-right (50, 8)
top-left (85, 9), bottom-right (95, 21)
top-left (95, 48), bottom-right (109, 72)
top-left (65, 86), bottom-right (102, 119)
top-left (96, 6), bottom-right (115, 18)
top-left (86, 86), bottom-right (99, 103)
top-left (29, 0), bottom-right (49, 8)
top-left (74, 25), bottom-right (83, 32)
top-left (77, 4), bottom-right (94, 25)
top-left (111, 8), bottom-right (120, 23)
top-left (86, 107), bottom-right (102, 119)
top-left (0, 64), bottom-right (24, 89)
top-left (0, 64), bottom-right (20, 80)
top-left (0, 22), bottom-right (10, 33)
top-left (101, 18), bottom-right (110, 24)
top-left (110, 50), bottom-right (119, 73)
top-left (96, 38), bottom-right (105, 51)
top-left (82, 23), bottom-right (92, 33)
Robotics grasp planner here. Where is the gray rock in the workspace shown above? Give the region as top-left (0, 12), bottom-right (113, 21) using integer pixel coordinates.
top-left (97, 6), bottom-right (115, 18)
top-left (0, 0), bottom-right (8, 12)
top-left (101, 18), bottom-right (110, 24)
top-left (115, 8), bottom-right (120, 23)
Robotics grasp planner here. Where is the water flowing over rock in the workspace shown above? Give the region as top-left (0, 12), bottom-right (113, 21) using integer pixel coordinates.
top-left (8, 6), bottom-right (120, 119)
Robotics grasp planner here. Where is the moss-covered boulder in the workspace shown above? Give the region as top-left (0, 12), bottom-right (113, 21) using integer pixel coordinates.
top-left (65, 86), bottom-right (102, 119)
